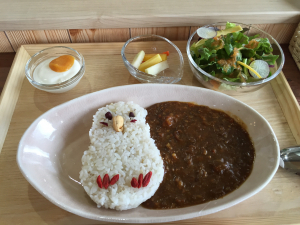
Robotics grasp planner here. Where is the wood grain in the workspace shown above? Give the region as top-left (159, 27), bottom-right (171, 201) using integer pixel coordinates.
top-left (190, 24), bottom-right (297, 44)
top-left (69, 28), bottom-right (130, 43)
top-left (0, 42), bottom-right (300, 224)
top-left (0, 46), bottom-right (30, 152)
top-left (23, 43), bottom-right (126, 56)
top-left (253, 23), bottom-right (298, 44)
top-left (0, 31), bottom-right (13, 52)
top-left (271, 72), bottom-right (300, 144)
top-left (0, 22), bottom-right (298, 53)
top-left (0, 0), bottom-right (299, 30)
top-left (5, 30), bottom-right (71, 51)
top-left (130, 27), bottom-right (190, 41)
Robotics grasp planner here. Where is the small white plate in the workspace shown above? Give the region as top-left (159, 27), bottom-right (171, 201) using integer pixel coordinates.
top-left (17, 84), bottom-right (279, 223)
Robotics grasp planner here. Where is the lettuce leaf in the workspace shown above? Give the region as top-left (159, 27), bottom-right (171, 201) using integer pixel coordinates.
top-left (234, 32), bottom-right (249, 47)
top-left (242, 58), bottom-right (250, 78)
top-left (254, 38), bottom-right (273, 54)
top-left (223, 32), bottom-right (249, 52)
top-left (199, 61), bottom-right (216, 69)
top-left (199, 48), bottom-right (216, 61)
top-left (203, 38), bottom-right (224, 51)
top-left (249, 34), bottom-right (260, 41)
top-left (240, 48), bottom-right (255, 58)
top-left (224, 43), bottom-right (233, 55)
top-left (226, 22), bottom-right (236, 29)
top-left (223, 34), bottom-right (233, 55)
top-left (217, 48), bottom-right (230, 59)
top-left (236, 51), bottom-right (243, 61)
top-left (261, 54), bottom-right (279, 65)
top-left (192, 47), bottom-right (217, 66)
top-left (215, 62), bottom-right (235, 75)
top-left (190, 39), bottom-right (207, 57)
top-left (191, 39), bottom-right (206, 52)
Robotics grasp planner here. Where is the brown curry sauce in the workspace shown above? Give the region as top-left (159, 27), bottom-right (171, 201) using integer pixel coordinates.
top-left (142, 102), bottom-right (255, 209)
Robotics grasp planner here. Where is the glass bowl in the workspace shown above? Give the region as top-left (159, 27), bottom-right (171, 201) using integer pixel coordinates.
top-left (25, 46), bottom-right (85, 93)
top-left (186, 22), bottom-right (285, 95)
top-left (121, 35), bottom-right (184, 83)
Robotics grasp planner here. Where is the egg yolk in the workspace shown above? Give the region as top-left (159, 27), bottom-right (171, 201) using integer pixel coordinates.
top-left (49, 55), bottom-right (75, 72)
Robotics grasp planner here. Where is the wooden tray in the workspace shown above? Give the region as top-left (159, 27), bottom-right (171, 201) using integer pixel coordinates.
top-left (0, 42), bottom-right (300, 225)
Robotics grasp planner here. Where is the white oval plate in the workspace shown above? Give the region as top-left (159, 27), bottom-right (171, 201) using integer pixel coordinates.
top-left (17, 84), bottom-right (279, 223)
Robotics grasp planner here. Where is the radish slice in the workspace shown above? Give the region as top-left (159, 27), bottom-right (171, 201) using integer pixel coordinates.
top-left (197, 27), bottom-right (217, 39)
top-left (249, 60), bottom-right (270, 78)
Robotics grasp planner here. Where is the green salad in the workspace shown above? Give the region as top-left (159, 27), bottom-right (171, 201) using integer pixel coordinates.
top-left (190, 22), bottom-right (279, 84)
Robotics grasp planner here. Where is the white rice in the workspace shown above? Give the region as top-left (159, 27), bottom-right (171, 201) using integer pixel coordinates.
top-left (79, 101), bottom-right (164, 210)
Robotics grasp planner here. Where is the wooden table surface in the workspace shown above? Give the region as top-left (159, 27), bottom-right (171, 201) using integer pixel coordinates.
top-left (0, 44), bottom-right (299, 103)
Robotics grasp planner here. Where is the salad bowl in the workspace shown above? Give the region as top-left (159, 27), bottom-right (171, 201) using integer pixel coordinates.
top-left (186, 22), bottom-right (285, 95)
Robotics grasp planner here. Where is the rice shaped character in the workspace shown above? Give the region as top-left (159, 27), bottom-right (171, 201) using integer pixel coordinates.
top-left (79, 101), bottom-right (164, 210)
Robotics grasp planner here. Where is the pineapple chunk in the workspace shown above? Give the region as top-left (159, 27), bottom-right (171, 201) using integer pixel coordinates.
top-left (138, 54), bottom-right (162, 72)
top-left (145, 60), bottom-right (169, 76)
top-left (131, 50), bottom-right (145, 68)
top-left (143, 54), bottom-right (167, 62)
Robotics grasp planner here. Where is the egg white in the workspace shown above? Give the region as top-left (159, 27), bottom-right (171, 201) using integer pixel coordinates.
top-left (33, 57), bottom-right (81, 84)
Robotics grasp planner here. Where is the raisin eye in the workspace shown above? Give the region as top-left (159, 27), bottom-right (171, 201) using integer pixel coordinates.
top-left (105, 112), bottom-right (113, 120)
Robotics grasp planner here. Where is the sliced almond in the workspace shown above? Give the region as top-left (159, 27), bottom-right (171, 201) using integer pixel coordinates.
top-left (112, 115), bottom-right (124, 132)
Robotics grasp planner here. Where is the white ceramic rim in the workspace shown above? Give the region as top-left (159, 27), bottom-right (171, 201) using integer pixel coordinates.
top-left (16, 83), bottom-right (280, 223)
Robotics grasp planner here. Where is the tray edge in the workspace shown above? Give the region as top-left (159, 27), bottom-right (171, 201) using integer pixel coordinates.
top-left (271, 71), bottom-right (300, 144)
top-left (0, 46), bottom-right (30, 153)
